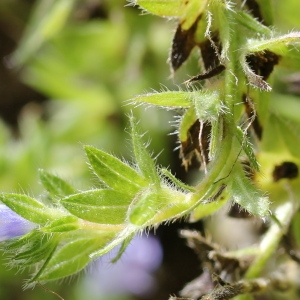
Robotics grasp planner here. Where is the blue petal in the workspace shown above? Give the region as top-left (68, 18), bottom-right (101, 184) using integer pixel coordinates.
top-left (0, 204), bottom-right (36, 241)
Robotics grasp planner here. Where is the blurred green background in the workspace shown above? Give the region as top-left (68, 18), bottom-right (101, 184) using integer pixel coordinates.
top-left (0, 0), bottom-right (300, 299)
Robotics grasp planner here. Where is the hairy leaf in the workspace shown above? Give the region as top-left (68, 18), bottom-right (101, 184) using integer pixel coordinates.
top-left (246, 32), bottom-right (300, 54)
top-left (160, 168), bottom-right (196, 192)
top-left (39, 169), bottom-right (77, 199)
top-left (33, 230), bottom-right (115, 281)
top-left (4, 231), bottom-right (59, 266)
top-left (230, 165), bottom-right (269, 217)
top-left (41, 216), bottom-right (80, 232)
top-left (130, 91), bottom-right (191, 107)
top-left (0, 194), bottom-right (60, 225)
top-left (61, 190), bottom-right (132, 224)
top-left (85, 146), bottom-right (147, 195)
top-left (235, 126), bottom-right (260, 172)
top-left (130, 116), bottom-right (161, 186)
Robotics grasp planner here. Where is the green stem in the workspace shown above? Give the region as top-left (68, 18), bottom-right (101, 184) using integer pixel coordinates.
top-left (80, 220), bottom-right (125, 232)
top-left (183, 6), bottom-right (241, 212)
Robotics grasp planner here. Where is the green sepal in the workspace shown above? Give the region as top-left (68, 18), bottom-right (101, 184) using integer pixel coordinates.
top-left (111, 234), bottom-right (134, 263)
top-left (178, 107), bottom-right (197, 142)
top-left (235, 126), bottom-right (260, 172)
top-left (0, 193), bottom-right (61, 225)
top-left (160, 168), bottom-right (196, 192)
top-left (39, 169), bottom-right (77, 199)
top-left (230, 164), bottom-right (270, 217)
top-left (61, 190), bottom-right (132, 224)
top-left (246, 32), bottom-right (300, 54)
top-left (89, 226), bottom-right (137, 259)
top-left (4, 230), bottom-right (59, 266)
top-left (210, 0), bottom-right (231, 60)
top-left (130, 91), bottom-right (191, 108)
top-left (85, 146), bottom-right (147, 195)
top-left (32, 230), bottom-right (116, 282)
top-left (41, 216), bottom-right (80, 233)
top-left (235, 10), bottom-right (271, 35)
top-left (130, 115), bottom-right (160, 186)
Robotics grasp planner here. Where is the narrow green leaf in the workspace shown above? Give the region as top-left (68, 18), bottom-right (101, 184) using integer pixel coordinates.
top-left (41, 216), bottom-right (80, 233)
top-left (160, 168), bottom-right (196, 192)
top-left (133, 0), bottom-right (183, 17)
top-left (130, 116), bottom-right (160, 186)
top-left (235, 126), bottom-right (260, 172)
top-left (230, 165), bottom-right (270, 217)
top-left (33, 230), bottom-right (115, 281)
top-left (85, 146), bottom-right (147, 195)
top-left (61, 190), bottom-right (132, 224)
top-left (246, 32), bottom-right (300, 54)
top-left (211, 1), bottom-right (231, 60)
top-left (178, 107), bottom-right (197, 142)
top-left (9, 232), bottom-right (60, 266)
top-left (90, 226), bottom-right (137, 259)
top-left (181, 0), bottom-right (208, 30)
top-left (130, 91), bottom-right (191, 107)
top-left (39, 169), bottom-right (77, 199)
top-left (111, 235), bottom-right (134, 263)
top-left (0, 194), bottom-right (60, 225)
top-left (235, 10), bottom-right (272, 35)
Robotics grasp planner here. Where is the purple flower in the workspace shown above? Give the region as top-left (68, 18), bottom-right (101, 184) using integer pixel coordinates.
top-left (81, 234), bottom-right (163, 298)
top-left (0, 204), bottom-right (36, 241)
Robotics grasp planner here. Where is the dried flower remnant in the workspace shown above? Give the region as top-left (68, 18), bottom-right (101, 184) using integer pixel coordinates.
top-left (170, 18), bottom-right (199, 72)
top-left (245, 50), bottom-right (281, 81)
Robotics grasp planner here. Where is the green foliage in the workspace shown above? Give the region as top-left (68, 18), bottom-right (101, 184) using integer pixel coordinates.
top-left (85, 145), bottom-right (148, 195)
top-left (61, 190), bottom-right (132, 224)
top-left (38, 169), bottom-right (77, 198)
top-left (1, 0), bottom-right (300, 299)
top-left (0, 194), bottom-right (62, 225)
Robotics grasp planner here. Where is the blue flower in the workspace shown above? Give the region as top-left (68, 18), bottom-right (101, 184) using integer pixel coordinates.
top-left (0, 204), bottom-right (36, 241)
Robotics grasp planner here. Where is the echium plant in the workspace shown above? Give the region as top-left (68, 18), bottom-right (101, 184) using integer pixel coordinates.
top-left (2, 1), bottom-right (300, 299)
